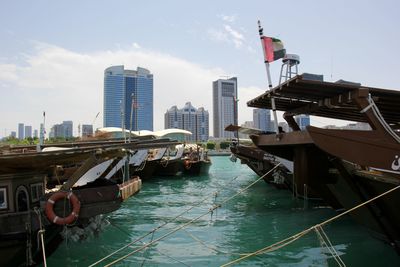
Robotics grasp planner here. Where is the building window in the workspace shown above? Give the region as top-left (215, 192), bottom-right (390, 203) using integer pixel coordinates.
top-left (30, 183), bottom-right (44, 202)
top-left (0, 186), bottom-right (8, 210)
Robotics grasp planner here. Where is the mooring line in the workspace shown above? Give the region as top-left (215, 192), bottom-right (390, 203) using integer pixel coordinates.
top-left (108, 219), bottom-right (191, 267)
top-left (315, 226), bottom-right (346, 267)
top-left (221, 184), bottom-right (400, 266)
top-left (182, 228), bottom-right (251, 256)
top-left (89, 170), bottom-right (244, 267)
top-left (101, 164), bottom-right (281, 266)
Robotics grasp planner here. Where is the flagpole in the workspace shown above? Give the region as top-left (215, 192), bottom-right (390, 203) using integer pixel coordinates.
top-left (258, 20), bottom-right (279, 134)
top-left (129, 93), bottom-right (134, 142)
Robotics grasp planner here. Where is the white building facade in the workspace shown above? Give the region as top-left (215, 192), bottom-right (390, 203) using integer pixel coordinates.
top-left (165, 102), bottom-right (209, 142)
top-left (212, 77), bottom-right (238, 138)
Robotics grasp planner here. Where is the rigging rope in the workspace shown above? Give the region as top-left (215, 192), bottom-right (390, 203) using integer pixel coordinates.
top-left (182, 228), bottom-right (251, 256)
top-left (89, 170), bottom-right (243, 267)
top-left (95, 164), bottom-right (281, 266)
top-left (221, 184), bottom-right (400, 267)
top-left (315, 225), bottom-right (346, 267)
top-left (34, 208), bottom-right (47, 267)
top-left (108, 219), bottom-right (191, 266)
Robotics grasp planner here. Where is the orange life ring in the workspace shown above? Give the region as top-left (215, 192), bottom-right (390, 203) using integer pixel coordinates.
top-left (45, 191), bottom-right (80, 225)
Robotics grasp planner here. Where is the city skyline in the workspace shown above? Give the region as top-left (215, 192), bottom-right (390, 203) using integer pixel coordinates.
top-left (1, 1), bottom-right (399, 138)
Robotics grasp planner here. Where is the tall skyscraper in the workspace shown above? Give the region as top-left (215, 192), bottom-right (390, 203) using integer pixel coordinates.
top-left (18, 123), bottom-right (24, 140)
top-left (24, 125), bottom-right (32, 138)
top-left (104, 66), bottom-right (153, 131)
top-left (253, 108), bottom-right (271, 132)
top-left (212, 77), bottom-right (237, 138)
top-left (164, 102), bottom-right (209, 142)
top-left (62, 121), bottom-right (73, 138)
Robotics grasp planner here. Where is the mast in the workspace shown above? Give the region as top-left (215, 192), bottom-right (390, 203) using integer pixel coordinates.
top-left (129, 93), bottom-right (134, 142)
top-left (258, 20), bottom-right (279, 134)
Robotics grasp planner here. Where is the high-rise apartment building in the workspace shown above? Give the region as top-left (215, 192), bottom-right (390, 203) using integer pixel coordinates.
top-left (50, 124), bottom-right (64, 138)
top-left (182, 102), bottom-right (197, 139)
top-left (103, 66), bottom-right (153, 131)
top-left (253, 108), bottom-right (271, 132)
top-left (62, 121), bottom-right (73, 138)
top-left (165, 102), bottom-right (209, 142)
top-left (164, 106), bottom-right (182, 129)
top-left (18, 123), bottom-right (24, 140)
top-left (212, 77), bottom-right (237, 138)
top-left (24, 125), bottom-right (32, 138)
top-left (49, 121), bottom-right (73, 138)
top-left (196, 107), bottom-right (209, 142)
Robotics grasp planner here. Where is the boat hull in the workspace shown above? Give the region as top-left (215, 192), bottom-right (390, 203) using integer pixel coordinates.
top-left (307, 126), bottom-right (400, 173)
top-left (155, 158), bottom-right (183, 176)
top-left (182, 160), bottom-right (211, 175)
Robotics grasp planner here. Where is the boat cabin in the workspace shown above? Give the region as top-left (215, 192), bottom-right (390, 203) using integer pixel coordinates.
top-left (0, 172), bottom-right (45, 214)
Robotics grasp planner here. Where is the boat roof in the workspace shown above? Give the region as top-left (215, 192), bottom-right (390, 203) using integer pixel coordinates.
top-left (225, 124), bottom-right (265, 135)
top-left (247, 75), bottom-right (400, 125)
top-left (0, 139), bottom-right (180, 173)
top-left (97, 127), bottom-right (192, 137)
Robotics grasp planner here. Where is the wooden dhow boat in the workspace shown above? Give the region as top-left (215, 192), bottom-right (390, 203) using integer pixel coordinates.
top-left (181, 144), bottom-right (212, 175)
top-left (0, 138), bottom-right (179, 266)
top-left (247, 74), bottom-right (400, 252)
top-left (225, 125), bottom-right (294, 190)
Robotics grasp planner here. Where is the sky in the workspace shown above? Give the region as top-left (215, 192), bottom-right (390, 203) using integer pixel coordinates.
top-left (1, 0), bottom-right (399, 138)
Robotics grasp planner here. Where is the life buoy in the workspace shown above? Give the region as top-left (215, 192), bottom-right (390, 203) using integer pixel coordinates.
top-left (45, 191), bottom-right (80, 225)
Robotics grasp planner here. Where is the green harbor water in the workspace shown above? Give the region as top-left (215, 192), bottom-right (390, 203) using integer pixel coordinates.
top-left (46, 156), bottom-right (400, 266)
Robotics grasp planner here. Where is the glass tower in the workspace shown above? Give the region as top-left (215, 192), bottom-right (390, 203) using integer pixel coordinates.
top-left (212, 77), bottom-right (237, 138)
top-left (253, 108), bottom-right (271, 132)
top-left (104, 66), bottom-right (153, 131)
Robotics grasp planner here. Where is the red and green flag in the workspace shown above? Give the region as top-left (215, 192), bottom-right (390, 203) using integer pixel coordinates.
top-left (261, 36), bottom-right (286, 63)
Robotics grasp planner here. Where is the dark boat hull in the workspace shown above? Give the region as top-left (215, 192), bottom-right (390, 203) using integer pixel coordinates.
top-left (182, 160), bottom-right (211, 175)
top-left (133, 160), bottom-right (159, 180)
top-left (230, 145), bottom-right (294, 190)
top-left (155, 158), bottom-right (182, 176)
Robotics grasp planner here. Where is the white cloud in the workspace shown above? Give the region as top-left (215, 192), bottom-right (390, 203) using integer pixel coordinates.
top-left (132, 42), bottom-right (141, 49)
top-left (0, 43), bottom-right (229, 137)
top-left (208, 24), bottom-right (246, 49)
top-left (0, 63), bottom-right (18, 82)
top-left (224, 25), bottom-right (244, 49)
top-left (207, 28), bottom-right (228, 43)
top-left (219, 14), bottom-right (236, 23)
